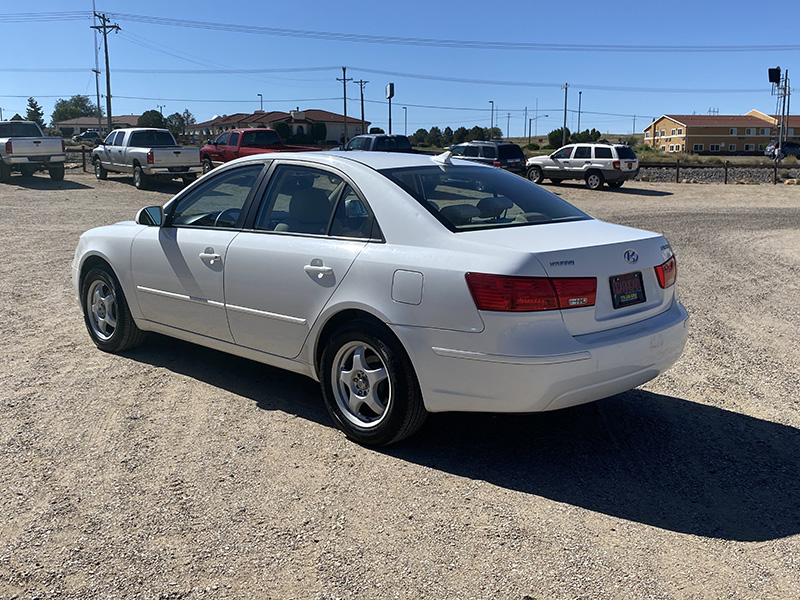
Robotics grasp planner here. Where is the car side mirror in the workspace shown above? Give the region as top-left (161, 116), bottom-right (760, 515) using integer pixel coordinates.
top-left (135, 205), bottom-right (164, 226)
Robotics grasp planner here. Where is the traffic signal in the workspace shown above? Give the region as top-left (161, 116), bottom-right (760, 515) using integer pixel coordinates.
top-left (769, 67), bottom-right (781, 84)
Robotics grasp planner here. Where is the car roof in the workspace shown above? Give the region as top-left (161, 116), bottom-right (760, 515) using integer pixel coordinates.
top-left (351, 134), bottom-right (408, 139)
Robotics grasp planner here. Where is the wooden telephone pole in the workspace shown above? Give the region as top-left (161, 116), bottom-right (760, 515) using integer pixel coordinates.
top-left (91, 13), bottom-right (120, 134)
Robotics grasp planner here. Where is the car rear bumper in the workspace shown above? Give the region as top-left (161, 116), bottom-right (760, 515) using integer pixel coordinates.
top-left (604, 167), bottom-right (639, 182)
top-left (5, 154), bottom-right (66, 164)
top-left (394, 299), bottom-right (688, 413)
top-left (144, 165), bottom-right (203, 176)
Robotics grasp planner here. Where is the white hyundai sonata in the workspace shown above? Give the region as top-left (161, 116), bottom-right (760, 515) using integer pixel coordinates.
top-left (73, 150), bottom-right (688, 445)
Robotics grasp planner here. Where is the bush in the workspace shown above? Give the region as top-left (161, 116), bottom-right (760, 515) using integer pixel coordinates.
top-left (524, 143), bottom-right (540, 151)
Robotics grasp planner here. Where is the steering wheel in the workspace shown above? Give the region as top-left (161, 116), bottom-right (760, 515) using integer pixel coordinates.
top-left (214, 208), bottom-right (241, 228)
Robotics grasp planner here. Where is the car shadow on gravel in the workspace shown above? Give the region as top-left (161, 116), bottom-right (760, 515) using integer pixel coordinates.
top-left (388, 389), bottom-right (800, 543)
top-left (546, 183), bottom-right (673, 197)
top-left (4, 176), bottom-right (93, 190)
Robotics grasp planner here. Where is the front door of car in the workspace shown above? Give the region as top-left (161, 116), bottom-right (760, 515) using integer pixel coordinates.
top-left (223, 132), bottom-right (240, 162)
top-left (130, 163), bottom-right (264, 341)
top-left (547, 146), bottom-right (574, 176)
top-left (224, 164), bottom-right (372, 358)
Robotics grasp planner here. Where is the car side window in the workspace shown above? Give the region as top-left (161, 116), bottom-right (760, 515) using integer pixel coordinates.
top-left (450, 146), bottom-right (465, 156)
top-left (329, 185), bottom-right (378, 239)
top-left (553, 147), bottom-right (573, 159)
top-left (229, 132), bottom-right (240, 147)
top-left (169, 164), bottom-right (263, 228)
top-left (464, 146), bottom-right (480, 157)
top-left (254, 165), bottom-right (339, 235)
top-left (594, 147), bottom-right (613, 159)
top-left (104, 132), bottom-right (118, 145)
top-left (574, 146), bottom-right (591, 159)
top-left (481, 146), bottom-right (498, 159)
top-left (216, 132), bottom-right (230, 146)
top-left (346, 138), bottom-right (364, 150)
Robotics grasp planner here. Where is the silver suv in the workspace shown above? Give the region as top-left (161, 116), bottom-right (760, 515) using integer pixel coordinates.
top-left (526, 143), bottom-right (639, 189)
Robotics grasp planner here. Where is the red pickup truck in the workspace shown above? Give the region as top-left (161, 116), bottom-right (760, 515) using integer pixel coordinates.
top-left (200, 128), bottom-right (318, 173)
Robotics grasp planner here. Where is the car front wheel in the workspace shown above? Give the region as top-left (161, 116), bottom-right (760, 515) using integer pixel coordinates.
top-left (81, 264), bottom-right (144, 353)
top-left (320, 322), bottom-right (427, 446)
top-left (202, 157), bottom-right (213, 174)
top-left (527, 165), bottom-right (544, 184)
top-left (94, 159), bottom-right (108, 180)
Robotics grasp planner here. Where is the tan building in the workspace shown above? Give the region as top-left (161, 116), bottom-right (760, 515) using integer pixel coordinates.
top-left (642, 110), bottom-right (800, 155)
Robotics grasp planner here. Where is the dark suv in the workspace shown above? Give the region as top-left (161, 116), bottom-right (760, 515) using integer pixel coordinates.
top-left (764, 141), bottom-right (800, 159)
top-left (343, 134), bottom-right (414, 153)
top-left (449, 141), bottom-right (526, 174)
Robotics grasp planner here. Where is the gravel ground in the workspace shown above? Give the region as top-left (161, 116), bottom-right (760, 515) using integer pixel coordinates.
top-left (1, 167), bottom-right (799, 600)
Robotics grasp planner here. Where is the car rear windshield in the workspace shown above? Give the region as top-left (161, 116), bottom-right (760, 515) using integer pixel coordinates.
top-left (0, 122), bottom-right (44, 137)
top-left (498, 144), bottom-right (525, 159)
top-left (129, 130), bottom-right (177, 147)
top-left (375, 136), bottom-right (412, 152)
top-left (379, 164), bottom-right (590, 231)
top-left (616, 146), bottom-right (637, 160)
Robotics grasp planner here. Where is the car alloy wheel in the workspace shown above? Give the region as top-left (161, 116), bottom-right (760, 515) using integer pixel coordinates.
top-left (81, 265), bottom-right (144, 353)
top-left (585, 172), bottom-right (604, 190)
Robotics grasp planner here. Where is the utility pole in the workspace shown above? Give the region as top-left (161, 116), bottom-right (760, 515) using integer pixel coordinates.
top-left (489, 100), bottom-right (494, 138)
top-left (577, 91), bottom-right (582, 133)
top-left (91, 1), bottom-right (102, 132)
top-left (523, 106), bottom-right (527, 140)
top-left (354, 79), bottom-right (368, 135)
top-left (337, 67), bottom-right (352, 144)
top-left (506, 113), bottom-right (510, 139)
top-left (403, 106), bottom-right (407, 135)
top-left (91, 13), bottom-right (120, 135)
top-left (561, 83), bottom-right (569, 146)
top-left (632, 115), bottom-right (637, 135)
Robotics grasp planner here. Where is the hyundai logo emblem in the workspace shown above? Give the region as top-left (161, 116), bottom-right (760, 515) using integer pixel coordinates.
top-left (624, 249), bottom-right (639, 264)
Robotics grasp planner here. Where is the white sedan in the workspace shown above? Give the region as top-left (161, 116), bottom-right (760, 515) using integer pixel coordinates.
top-left (73, 151), bottom-right (688, 445)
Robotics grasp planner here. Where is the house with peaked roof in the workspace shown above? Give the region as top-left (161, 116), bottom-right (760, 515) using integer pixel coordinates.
top-left (643, 110), bottom-right (800, 155)
top-left (190, 109), bottom-right (367, 143)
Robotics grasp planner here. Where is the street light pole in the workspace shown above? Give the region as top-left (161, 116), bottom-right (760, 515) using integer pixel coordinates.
top-left (577, 91), bottom-right (582, 133)
top-left (561, 83), bottom-right (569, 146)
top-left (257, 93), bottom-right (263, 111)
top-left (403, 106), bottom-right (407, 135)
top-left (489, 100), bottom-right (494, 138)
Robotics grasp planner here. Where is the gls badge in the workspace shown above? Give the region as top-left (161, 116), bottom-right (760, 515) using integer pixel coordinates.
top-left (624, 249), bottom-right (639, 264)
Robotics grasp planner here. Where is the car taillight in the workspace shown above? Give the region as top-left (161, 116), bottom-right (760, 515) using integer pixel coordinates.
top-left (612, 160), bottom-right (620, 170)
top-left (5, 140), bottom-right (12, 154)
top-left (466, 273), bottom-right (596, 312)
top-left (61, 140), bottom-right (66, 152)
top-left (655, 256), bottom-right (677, 288)
top-left (493, 160), bottom-right (501, 167)
top-left (146, 151), bottom-right (154, 165)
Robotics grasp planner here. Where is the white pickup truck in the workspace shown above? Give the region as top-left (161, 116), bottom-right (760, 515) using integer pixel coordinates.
top-left (0, 120), bottom-right (67, 183)
top-left (91, 128), bottom-right (202, 189)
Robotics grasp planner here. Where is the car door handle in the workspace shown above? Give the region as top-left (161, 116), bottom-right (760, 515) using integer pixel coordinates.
top-left (304, 264), bottom-right (333, 277)
top-left (199, 251), bottom-right (221, 264)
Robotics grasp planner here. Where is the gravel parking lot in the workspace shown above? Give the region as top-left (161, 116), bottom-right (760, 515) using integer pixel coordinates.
top-left (1, 167), bottom-right (799, 599)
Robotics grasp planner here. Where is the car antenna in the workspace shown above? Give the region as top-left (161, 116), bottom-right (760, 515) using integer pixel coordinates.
top-left (431, 150), bottom-right (452, 165)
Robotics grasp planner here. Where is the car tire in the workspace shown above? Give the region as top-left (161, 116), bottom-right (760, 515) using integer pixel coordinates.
top-left (585, 171), bottom-right (604, 190)
top-left (202, 157), bottom-right (213, 174)
top-left (81, 264), bottom-right (145, 353)
top-left (320, 321), bottom-right (427, 446)
top-left (527, 166), bottom-right (544, 184)
top-left (94, 159), bottom-right (108, 180)
top-left (48, 164), bottom-right (65, 181)
top-left (19, 165), bottom-right (37, 178)
top-left (0, 161), bottom-right (10, 183)
top-left (549, 178), bottom-right (563, 185)
top-left (182, 174), bottom-right (198, 185)
top-left (607, 180), bottom-right (624, 188)
top-left (133, 165), bottom-right (150, 190)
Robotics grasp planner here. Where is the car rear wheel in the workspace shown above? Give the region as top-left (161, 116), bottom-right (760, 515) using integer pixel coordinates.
top-left (133, 165), bottom-right (150, 190)
top-left (182, 174), bottom-right (197, 185)
top-left (321, 322), bottom-right (427, 446)
top-left (549, 178), bottom-right (563, 185)
top-left (94, 159), bottom-right (108, 180)
top-left (585, 171), bottom-right (604, 190)
top-left (202, 157), bottom-right (213, 174)
top-left (19, 165), bottom-right (37, 178)
top-left (81, 264), bottom-right (144, 353)
top-left (49, 164), bottom-right (65, 181)
top-left (527, 165), bottom-right (544, 184)
top-left (607, 180), bottom-right (624, 188)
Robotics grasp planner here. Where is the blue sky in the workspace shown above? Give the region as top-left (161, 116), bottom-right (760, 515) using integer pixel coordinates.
top-left (2, 0), bottom-right (797, 137)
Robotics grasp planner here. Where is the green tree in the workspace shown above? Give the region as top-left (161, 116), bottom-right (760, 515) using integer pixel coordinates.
top-left (310, 122), bottom-right (327, 142)
top-left (51, 95), bottom-right (100, 126)
top-left (181, 109), bottom-right (196, 130)
top-left (25, 97), bottom-right (45, 127)
top-left (488, 126), bottom-right (503, 140)
top-left (571, 128), bottom-right (601, 143)
top-left (467, 126), bottom-right (486, 141)
top-left (548, 127), bottom-right (571, 149)
top-left (453, 127), bottom-right (469, 144)
top-left (164, 112), bottom-right (186, 137)
top-left (425, 126), bottom-right (443, 148)
top-left (274, 121), bottom-right (291, 140)
top-left (138, 110), bottom-right (165, 128)
top-left (410, 128), bottom-right (428, 145)
top-left (442, 126), bottom-right (454, 147)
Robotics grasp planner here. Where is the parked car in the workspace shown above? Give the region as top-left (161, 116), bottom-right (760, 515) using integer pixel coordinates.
top-left (526, 143), bottom-right (639, 189)
top-left (92, 128), bottom-right (202, 189)
top-left (73, 130), bottom-right (101, 143)
top-left (73, 151), bottom-right (688, 446)
top-left (200, 128), bottom-right (318, 173)
top-left (343, 134), bottom-right (414, 153)
top-left (0, 120), bottom-right (66, 182)
top-left (449, 140), bottom-right (526, 175)
top-left (764, 140), bottom-right (800, 160)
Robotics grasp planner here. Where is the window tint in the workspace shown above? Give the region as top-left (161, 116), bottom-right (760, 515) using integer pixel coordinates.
top-left (464, 146), bottom-right (480, 157)
top-left (255, 165), bottom-right (340, 235)
top-left (229, 132), bottom-right (240, 147)
top-left (574, 146), bottom-right (591, 159)
top-left (594, 147), bottom-right (612, 159)
top-left (242, 129), bottom-right (281, 147)
top-left (481, 146), bottom-right (498, 159)
top-left (0, 122), bottom-right (43, 137)
top-left (552, 147), bottom-right (573, 159)
top-left (170, 164), bottom-right (263, 228)
top-left (616, 146), bottom-right (637, 160)
top-left (330, 185), bottom-right (378, 239)
top-left (129, 130), bottom-right (176, 147)
top-left (450, 145), bottom-right (465, 156)
top-left (380, 165), bottom-right (589, 232)
top-left (216, 132), bottom-right (230, 146)
top-left (498, 144), bottom-right (524, 159)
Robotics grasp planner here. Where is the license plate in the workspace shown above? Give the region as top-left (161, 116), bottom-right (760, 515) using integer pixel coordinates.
top-left (168, 166), bottom-right (188, 173)
top-left (610, 271), bottom-right (645, 309)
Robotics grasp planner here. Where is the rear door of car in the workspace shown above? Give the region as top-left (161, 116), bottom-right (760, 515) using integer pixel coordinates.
top-left (223, 162), bottom-right (374, 358)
